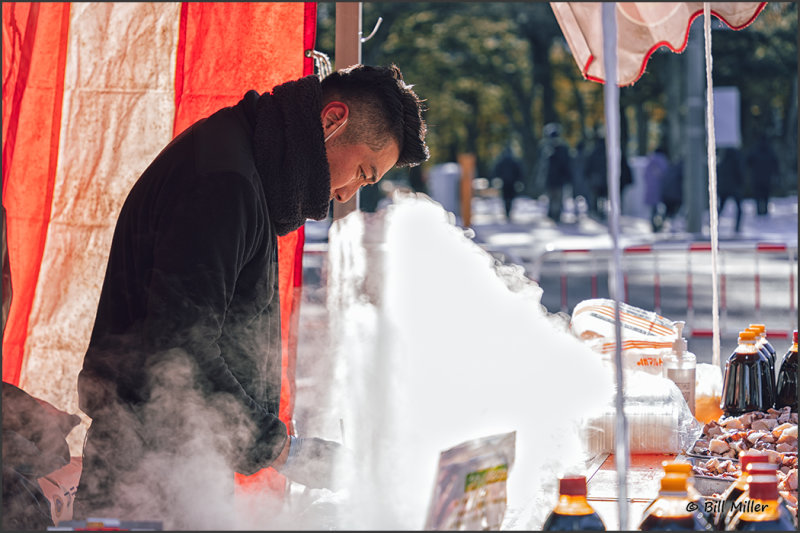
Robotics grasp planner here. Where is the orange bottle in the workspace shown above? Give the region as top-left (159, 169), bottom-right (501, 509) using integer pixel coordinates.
top-left (637, 474), bottom-right (706, 530)
top-left (542, 476), bottom-right (605, 531)
top-left (655, 462), bottom-right (713, 529)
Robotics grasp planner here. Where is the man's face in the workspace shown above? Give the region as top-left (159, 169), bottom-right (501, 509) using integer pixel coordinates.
top-left (321, 102), bottom-right (400, 203)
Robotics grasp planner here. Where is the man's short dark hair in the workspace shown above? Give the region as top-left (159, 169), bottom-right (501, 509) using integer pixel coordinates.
top-left (321, 64), bottom-right (429, 168)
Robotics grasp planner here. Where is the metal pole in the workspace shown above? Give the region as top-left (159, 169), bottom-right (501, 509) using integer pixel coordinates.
top-left (602, 4), bottom-right (630, 530)
top-left (332, 2), bottom-right (362, 221)
top-left (685, 22), bottom-right (706, 234)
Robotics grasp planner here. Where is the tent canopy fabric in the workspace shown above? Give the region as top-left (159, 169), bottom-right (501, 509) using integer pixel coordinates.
top-left (551, 2), bottom-right (766, 86)
top-left (1, 3), bottom-right (317, 491)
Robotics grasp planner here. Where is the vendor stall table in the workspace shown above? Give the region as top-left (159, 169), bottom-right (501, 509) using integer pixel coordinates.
top-left (586, 453), bottom-right (677, 530)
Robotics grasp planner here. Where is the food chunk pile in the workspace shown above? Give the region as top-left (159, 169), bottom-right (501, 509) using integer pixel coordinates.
top-left (690, 406), bottom-right (798, 517)
top-left (692, 406), bottom-right (797, 461)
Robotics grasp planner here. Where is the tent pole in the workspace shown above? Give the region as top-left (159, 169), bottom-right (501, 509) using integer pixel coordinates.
top-left (602, 3), bottom-right (630, 530)
top-left (703, 3), bottom-right (721, 369)
top-left (332, 2), bottom-right (362, 221)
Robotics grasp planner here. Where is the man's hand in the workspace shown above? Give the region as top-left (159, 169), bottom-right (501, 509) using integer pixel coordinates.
top-left (275, 437), bottom-right (352, 490)
top-left (270, 434), bottom-right (292, 471)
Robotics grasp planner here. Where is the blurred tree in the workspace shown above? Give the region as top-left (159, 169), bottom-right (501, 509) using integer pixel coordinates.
top-left (314, 2), bottom-right (796, 198)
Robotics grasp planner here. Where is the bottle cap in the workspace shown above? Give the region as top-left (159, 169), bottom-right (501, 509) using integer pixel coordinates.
top-left (793, 330), bottom-right (797, 344)
top-left (662, 461), bottom-right (693, 477)
top-left (745, 326), bottom-right (763, 339)
top-left (747, 479), bottom-right (779, 501)
top-left (559, 476), bottom-right (587, 496)
top-left (660, 474), bottom-right (688, 492)
top-left (740, 453), bottom-right (770, 471)
top-left (749, 324), bottom-right (766, 335)
top-left (738, 330), bottom-right (757, 342)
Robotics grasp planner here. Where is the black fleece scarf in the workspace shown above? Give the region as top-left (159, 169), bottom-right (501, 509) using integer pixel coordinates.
top-left (253, 75), bottom-right (331, 236)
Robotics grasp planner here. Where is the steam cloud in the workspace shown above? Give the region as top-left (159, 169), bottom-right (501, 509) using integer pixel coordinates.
top-left (91, 193), bottom-right (614, 530)
top-left (314, 193), bottom-right (615, 530)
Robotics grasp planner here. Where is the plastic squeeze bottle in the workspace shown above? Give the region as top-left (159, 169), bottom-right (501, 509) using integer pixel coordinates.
top-left (542, 476), bottom-right (606, 531)
top-left (663, 321), bottom-right (696, 415)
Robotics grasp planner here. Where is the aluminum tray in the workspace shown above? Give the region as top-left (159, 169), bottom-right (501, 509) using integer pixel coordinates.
top-left (683, 454), bottom-right (737, 496)
top-left (686, 435), bottom-right (740, 464)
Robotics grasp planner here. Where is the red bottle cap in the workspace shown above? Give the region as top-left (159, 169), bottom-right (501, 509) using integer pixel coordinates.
top-left (794, 330), bottom-right (798, 344)
top-left (740, 454), bottom-right (770, 471)
top-left (747, 479), bottom-right (779, 501)
top-left (559, 476), bottom-right (587, 496)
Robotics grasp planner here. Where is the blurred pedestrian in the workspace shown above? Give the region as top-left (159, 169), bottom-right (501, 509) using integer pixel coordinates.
top-left (643, 144), bottom-right (670, 232)
top-left (717, 147), bottom-right (745, 233)
top-left (571, 137), bottom-right (590, 206)
top-left (584, 128), bottom-right (632, 220)
top-left (538, 123), bottom-right (572, 223)
top-left (745, 134), bottom-right (779, 216)
top-left (660, 158), bottom-right (684, 230)
top-left (492, 144), bottom-right (524, 220)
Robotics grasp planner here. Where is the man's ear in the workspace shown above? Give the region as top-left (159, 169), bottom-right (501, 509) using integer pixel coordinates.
top-left (320, 101), bottom-right (349, 131)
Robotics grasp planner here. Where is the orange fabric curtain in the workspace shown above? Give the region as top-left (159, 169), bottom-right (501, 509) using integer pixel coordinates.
top-left (169, 1), bottom-right (315, 495)
top-left (2, 2), bottom-right (71, 385)
top-left (3, 1), bottom-right (317, 496)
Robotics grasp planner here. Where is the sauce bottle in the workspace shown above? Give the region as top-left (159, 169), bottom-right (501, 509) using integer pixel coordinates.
top-left (724, 462), bottom-right (795, 530)
top-left (637, 474), bottom-right (706, 530)
top-left (747, 324), bottom-right (776, 391)
top-left (713, 453), bottom-right (769, 529)
top-left (663, 321), bottom-right (696, 415)
top-left (720, 330), bottom-right (775, 416)
top-left (657, 461), bottom-right (712, 529)
top-left (542, 475), bottom-right (605, 531)
top-left (775, 330), bottom-right (797, 411)
top-left (727, 470), bottom-right (796, 530)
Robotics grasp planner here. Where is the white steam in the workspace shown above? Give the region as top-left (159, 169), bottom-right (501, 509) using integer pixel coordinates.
top-left (99, 193), bottom-right (614, 530)
top-left (320, 193), bottom-right (614, 530)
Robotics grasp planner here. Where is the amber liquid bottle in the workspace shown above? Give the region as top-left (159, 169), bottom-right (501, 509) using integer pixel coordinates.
top-left (638, 475), bottom-right (706, 531)
top-left (728, 477), bottom-right (796, 530)
top-left (648, 462), bottom-right (712, 530)
top-left (714, 455), bottom-right (769, 529)
top-left (775, 330), bottom-right (797, 411)
top-left (542, 476), bottom-right (605, 531)
top-left (724, 463), bottom-right (795, 530)
top-left (721, 330), bottom-right (775, 416)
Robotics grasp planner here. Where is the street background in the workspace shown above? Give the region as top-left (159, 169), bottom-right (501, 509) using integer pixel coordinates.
top-left (301, 190), bottom-right (798, 369)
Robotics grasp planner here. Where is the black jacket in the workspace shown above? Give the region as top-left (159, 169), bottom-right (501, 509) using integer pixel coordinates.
top-left (78, 77), bottom-right (330, 474)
